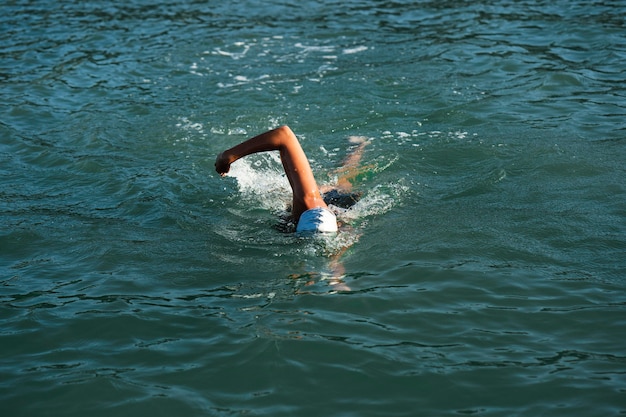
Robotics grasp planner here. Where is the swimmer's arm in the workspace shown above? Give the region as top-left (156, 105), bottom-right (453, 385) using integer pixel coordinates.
top-left (215, 125), bottom-right (294, 176)
top-left (215, 125), bottom-right (325, 218)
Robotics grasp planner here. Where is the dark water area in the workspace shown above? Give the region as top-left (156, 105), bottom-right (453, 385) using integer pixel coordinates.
top-left (2, 1), bottom-right (625, 416)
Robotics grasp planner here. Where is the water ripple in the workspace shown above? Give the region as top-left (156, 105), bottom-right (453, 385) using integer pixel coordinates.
top-left (2, 1), bottom-right (626, 416)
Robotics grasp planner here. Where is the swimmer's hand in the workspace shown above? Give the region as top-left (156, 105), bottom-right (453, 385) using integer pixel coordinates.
top-left (215, 151), bottom-right (232, 176)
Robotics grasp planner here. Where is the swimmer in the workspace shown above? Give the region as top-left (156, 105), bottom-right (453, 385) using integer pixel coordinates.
top-left (215, 125), bottom-right (368, 233)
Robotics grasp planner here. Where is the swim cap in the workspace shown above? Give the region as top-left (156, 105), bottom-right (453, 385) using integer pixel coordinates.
top-left (296, 207), bottom-right (338, 233)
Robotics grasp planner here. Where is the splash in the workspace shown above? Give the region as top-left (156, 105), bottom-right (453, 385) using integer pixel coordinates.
top-left (225, 152), bottom-right (291, 213)
top-left (337, 181), bottom-right (409, 223)
top-left (225, 151), bottom-right (407, 231)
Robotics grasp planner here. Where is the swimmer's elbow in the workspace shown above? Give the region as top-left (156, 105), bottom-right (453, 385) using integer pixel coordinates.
top-left (276, 125), bottom-right (294, 136)
top-left (274, 125), bottom-right (298, 146)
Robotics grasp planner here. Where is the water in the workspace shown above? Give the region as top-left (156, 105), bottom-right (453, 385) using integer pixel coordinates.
top-left (2, 0), bottom-right (625, 415)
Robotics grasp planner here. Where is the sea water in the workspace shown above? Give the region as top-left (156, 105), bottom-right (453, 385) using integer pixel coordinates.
top-left (1, 1), bottom-right (625, 416)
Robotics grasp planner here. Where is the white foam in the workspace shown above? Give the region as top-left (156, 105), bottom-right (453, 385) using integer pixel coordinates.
top-left (225, 152), bottom-right (408, 247)
top-left (339, 181), bottom-right (409, 223)
top-left (343, 45), bottom-right (368, 54)
top-left (294, 43), bottom-right (336, 53)
top-left (213, 44), bottom-right (251, 60)
top-left (226, 153), bottom-right (291, 213)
